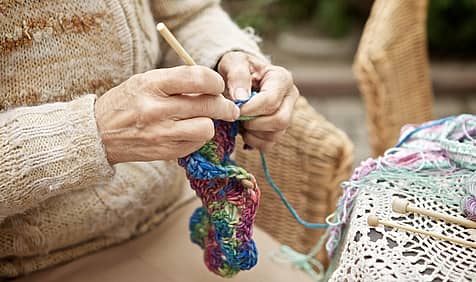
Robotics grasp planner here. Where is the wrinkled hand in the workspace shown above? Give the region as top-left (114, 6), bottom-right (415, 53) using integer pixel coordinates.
top-left (217, 51), bottom-right (299, 151)
top-left (95, 66), bottom-right (239, 164)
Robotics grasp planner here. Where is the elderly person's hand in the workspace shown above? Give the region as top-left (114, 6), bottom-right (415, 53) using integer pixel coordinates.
top-left (95, 66), bottom-right (239, 164)
top-left (217, 51), bottom-right (299, 152)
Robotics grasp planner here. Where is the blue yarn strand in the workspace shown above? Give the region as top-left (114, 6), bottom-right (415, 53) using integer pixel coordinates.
top-left (259, 151), bottom-right (329, 229)
top-left (235, 90), bottom-right (328, 229)
top-left (395, 116), bottom-right (455, 147)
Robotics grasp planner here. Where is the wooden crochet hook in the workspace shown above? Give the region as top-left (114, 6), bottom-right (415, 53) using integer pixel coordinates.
top-left (157, 23), bottom-right (196, 65)
top-left (367, 215), bottom-right (476, 249)
top-left (156, 22), bottom-right (254, 190)
top-left (392, 198), bottom-right (476, 229)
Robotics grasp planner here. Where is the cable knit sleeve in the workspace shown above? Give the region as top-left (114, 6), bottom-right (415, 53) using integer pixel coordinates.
top-left (150, 0), bottom-right (268, 68)
top-left (0, 95), bottom-right (114, 222)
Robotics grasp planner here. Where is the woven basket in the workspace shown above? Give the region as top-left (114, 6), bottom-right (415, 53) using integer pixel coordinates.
top-left (235, 96), bottom-right (354, 264)
top-left (354, 0), bottom-right (434, 157)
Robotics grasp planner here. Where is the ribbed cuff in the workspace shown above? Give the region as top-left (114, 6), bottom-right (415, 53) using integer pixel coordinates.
top-left (5, 95), bottom-right (114, 193)
top-left (0, 95), bottom-right (114, 219)
top-left (65, 95), bottom-right (115, 185)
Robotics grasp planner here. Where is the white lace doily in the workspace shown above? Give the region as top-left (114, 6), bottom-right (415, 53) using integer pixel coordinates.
top-left (328, 177), bottom-right (476, 281)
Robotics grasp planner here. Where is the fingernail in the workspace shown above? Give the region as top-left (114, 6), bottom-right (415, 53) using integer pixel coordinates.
top-left (235, 88), bottom-right (249, 100)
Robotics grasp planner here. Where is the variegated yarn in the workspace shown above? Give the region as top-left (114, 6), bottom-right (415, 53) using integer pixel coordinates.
top-left (326, 114), bottom-right (476, 258)
top-left (178, 93), bottom-right (260, 277)
top-left (178, 92), bottom-right (331, 278)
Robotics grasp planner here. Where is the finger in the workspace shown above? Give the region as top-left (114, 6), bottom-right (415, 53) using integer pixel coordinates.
top-left (140, 93), bottom-right (239, 122)
top-left (170, 94), bottom-right (239, 122)
top-left (243, 89), bottom-right (298, 131)
top-left (140, 65), bottom-right (225, 96)
top-left (172, 141), bottom-right (208, 159)
top-left (244, 130), bottom-right (285, 142)
top-left (145, 117), bottom-right (215, 143)
top-left (242, 132), bottom-right (275, 152)
top-left (170, 117), bottom-right (216, 141)
top-left (218, 52), bottom-right (252, 100)
top-left (240, 66), bottom-right (293, 116)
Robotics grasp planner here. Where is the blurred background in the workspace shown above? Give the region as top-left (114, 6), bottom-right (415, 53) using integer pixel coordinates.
top-left (223, 0), bottom-right (476, 164)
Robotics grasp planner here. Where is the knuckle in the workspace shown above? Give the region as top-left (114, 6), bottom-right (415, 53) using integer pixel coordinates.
top-left (133, 94), bottom-right (146, 109)
top-left (218, 53), bottom-right (234, 71)
top-left (263, 99), bottom-right (280, 114)
top-left (125, 73), bottom-right (146, 93)
top-left (284, 68), bottom-right (294, 82)
top-left (272, 112), bottom-right (291, 131)
top-left (176, 66), bottom-right (199, 86)
top-left (199, 97), bottom-right (216, 116)
top-left (274, 65), bottom-right (287, 73)
top-left (134, 71), bottom-right (163, 94)
top-left (194, 66), bottom-right (209, 82)
top-left (267, 132), bottom-right (281, 142)
top-left (136, 96), bottom-right (153, 115)
top-left (275, 65), bottom-right (293, 82)
top-left (200, 118), bottom-right (215, 140)
top-left (149, 128), bottom-right (166, 142)
top-left (131, 72), bottom-right (146, 86)
top-left (228, 68), bottom-right (249, 82)
top-left (188, 73), bottom-right (205, 90)
top-left (189, 67), bottom-right (221, 91)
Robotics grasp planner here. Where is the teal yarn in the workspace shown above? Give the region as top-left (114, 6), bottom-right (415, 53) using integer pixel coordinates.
top-left (327, 114), bottom-right (476, 261)
top-left (266, 116), bottom-right (476, 281)
top-left (270, 229), bottom-right (331, 281)
top-left (179, 91), bottom-right (330, 278)
top-left (260, 151), bottom-right (329, 229)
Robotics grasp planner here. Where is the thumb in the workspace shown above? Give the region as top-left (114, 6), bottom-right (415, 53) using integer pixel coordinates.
top-left (218, 52), bottom-right (252, 101)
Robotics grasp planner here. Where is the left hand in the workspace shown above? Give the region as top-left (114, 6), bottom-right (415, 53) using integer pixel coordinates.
top-left (217, 51), bottom-right (300, 152)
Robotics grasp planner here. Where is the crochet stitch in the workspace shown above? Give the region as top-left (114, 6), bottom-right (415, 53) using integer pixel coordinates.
top-left (327, 114), bottom-right (476, 258)
top-left (178, 93), bottom-right (260, 277)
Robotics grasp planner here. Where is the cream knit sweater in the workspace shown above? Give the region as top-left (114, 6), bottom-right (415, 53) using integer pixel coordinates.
top-left (0, 0), bottom-right (264, 277)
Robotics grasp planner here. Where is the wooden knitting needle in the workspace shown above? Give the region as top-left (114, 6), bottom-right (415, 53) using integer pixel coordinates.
top-left (367, 215), bottom-right (476, 249)
top-left (392, 198), bottom-right (476, 229)
top-left (156, 22), bottom-right (255, 190)
top-left (156, 23), bottom-right (196, 66)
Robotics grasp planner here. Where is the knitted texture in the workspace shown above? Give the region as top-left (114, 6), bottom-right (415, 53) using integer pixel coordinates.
top-left (179, 95), bottom-right (260, 277)
top-left (327, 115), bottom-right (476, 281)
top-left (327, 114), bottom-right (476, 259)
top-left (0, 0), bottom-right (264, 278)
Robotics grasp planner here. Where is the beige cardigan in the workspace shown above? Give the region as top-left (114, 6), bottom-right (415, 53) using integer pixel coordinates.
top-left (0, 0), bottom-right (264, 277)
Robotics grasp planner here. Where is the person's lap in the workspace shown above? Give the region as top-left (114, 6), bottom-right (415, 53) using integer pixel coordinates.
top-left (14, 199), bottom-right (314, 282)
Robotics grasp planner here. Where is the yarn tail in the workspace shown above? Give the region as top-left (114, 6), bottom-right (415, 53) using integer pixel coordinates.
top-left (260, 151), bottom-right (329, 229)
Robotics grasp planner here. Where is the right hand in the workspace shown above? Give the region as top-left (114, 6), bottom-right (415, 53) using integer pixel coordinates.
top-left (95, 66), bottom-right (240, 165)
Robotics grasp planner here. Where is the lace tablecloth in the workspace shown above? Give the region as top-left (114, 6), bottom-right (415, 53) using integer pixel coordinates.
top-left (327, 176), bottom-right (476, 281)
top-left (327, 115), bottom-right (476, 281)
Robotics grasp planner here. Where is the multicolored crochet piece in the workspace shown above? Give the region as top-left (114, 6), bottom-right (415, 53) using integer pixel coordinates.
top-left (178, 94), bottom-right (260, 277)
